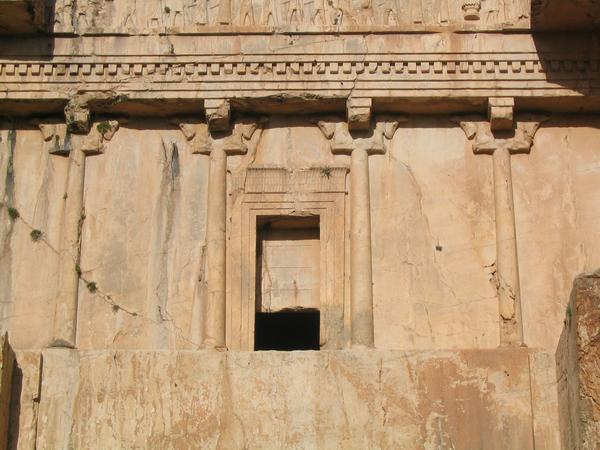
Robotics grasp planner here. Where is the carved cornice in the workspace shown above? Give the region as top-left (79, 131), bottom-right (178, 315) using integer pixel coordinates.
top-left (1, 55), bottom-right (596, 81)
top-left (1, 53), bottom-right (598, 108)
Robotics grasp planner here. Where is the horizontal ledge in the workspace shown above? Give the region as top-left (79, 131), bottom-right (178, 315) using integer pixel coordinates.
top-left (2, 94), bottom-right (600, 117)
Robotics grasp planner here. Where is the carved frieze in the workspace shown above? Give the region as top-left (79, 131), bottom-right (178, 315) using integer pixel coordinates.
top-left (50, 0), bottom-right (531, 33)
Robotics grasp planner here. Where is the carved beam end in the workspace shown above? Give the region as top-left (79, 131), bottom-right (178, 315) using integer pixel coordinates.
top-left (488, 97), bottom-right (514, 132)
top-left (205, 99), bottom-right (231, 132)
top-left (64, 101), bottom-right (91, 134)
top-left (347, 98), bottom-right (372, 132)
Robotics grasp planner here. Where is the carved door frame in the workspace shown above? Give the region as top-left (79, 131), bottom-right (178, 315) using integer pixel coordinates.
top-left (226, 167), bottom-right (348, 351)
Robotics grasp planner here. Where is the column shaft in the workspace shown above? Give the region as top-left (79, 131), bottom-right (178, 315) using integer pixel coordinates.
top-left (492, 147), bottom-right (524, 345)
top-left (203, 147), bottom-right (227, 349)
top-left (350, 147), bottom-right (374, 347)
top-left (52, 147), bottom-right (86, 348)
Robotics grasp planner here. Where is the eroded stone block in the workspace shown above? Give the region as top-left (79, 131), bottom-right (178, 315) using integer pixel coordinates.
top-left (34, 348), bottom-right (540, 449)
top-left (557, 271), bottom-right (600, 450)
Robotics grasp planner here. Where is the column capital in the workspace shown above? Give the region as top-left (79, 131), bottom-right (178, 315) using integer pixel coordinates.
top-left (318, 116), bottom-right (406, 155)
top-left (453, 114), bottom-right (549, 155)
top-left (174, 116), bottom-right (267, 156)
top-left (33, 117), bottom-right (126, 156)
top-left (80, 119), bottom-right (126, 155)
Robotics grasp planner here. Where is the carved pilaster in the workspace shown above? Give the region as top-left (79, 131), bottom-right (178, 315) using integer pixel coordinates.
top-left (175, 117), bottom-right (266, 349)
top-left (37, 113), bottom-right (124, 348)
top-left (454, 112), bottom-right (547, 346)
top-left (318, 116), bottom-right (403, 348)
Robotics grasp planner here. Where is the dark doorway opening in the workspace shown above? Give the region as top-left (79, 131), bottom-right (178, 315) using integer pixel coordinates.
top-left (254, 309), bottom-right (320, 351)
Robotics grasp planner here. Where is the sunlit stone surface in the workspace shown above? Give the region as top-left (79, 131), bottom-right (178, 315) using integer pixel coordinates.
top-left (1, 0), bottom-right (600, 448)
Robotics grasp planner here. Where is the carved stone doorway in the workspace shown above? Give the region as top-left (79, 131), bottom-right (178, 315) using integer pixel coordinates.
top-left (227, 167), bottom-right (348, 350)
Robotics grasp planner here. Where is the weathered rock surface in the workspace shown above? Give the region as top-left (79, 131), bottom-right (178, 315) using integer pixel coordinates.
top-left (1, 0), bottom-right (599, 446)
top-left (33, 348), bottom-right (558, 450)
top-left (557, 271), bottom-right (600, 450)
top-left (1, 118), bottom-right (599, 351)
top-left (8, 351), bottom-right (42, 450)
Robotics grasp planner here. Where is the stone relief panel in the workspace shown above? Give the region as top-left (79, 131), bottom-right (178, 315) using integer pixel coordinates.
top-left (51, 0), bottom-right (531, 33)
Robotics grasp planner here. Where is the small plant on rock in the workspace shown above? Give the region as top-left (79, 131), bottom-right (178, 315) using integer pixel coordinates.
top-left (96, 121), bottom-right (111, 135)
top-left (320, 166), bottom-right (332, 178)
top-left (7, 207), bottom-right (19, 221)
top-left (30, 229), bottom-right (43, 242)
top-left (86, 281), bottom-right (98, 294)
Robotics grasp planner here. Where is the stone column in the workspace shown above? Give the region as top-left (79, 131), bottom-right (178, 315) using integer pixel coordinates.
top-left (202, 146), bottom-right (228, 349)
top-left (349, 146), bottom-right (375, 347)
top-left (318, 117), bottom-right (400, 348)
top-left (52, 143), bottom-right (86, 347)
top-left (176, 116), bottom-right (263, 349)
top-left (455, 109), bottom-right (545, 346)
top-left (491, 145), bottom-right (523, 344)
top-left (39, 110), bottom-right (121, 348)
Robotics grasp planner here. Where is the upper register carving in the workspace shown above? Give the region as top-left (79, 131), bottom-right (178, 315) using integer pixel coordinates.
top-left (50, 0), bottom-right (531, 33)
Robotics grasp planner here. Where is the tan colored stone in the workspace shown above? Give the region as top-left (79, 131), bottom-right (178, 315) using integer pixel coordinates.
top-left (488, 97), bottom-right (514, 131)
top-left (1, 0), bottom-right (600, 443)
top-left (455, 115), bottom-right (546, 346)
top-left (529, 351), bottom-right (561, 450)
top-left (35, 348), bottom-right (541, 449)
top-left (346, 98), bottom-right (372, 131)
top-left (30, 0), bottom-right (531, 34)
top-left (205, 99), bottom-right (231, 132)
top-left (10, 351), bottom-right (42, 450)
